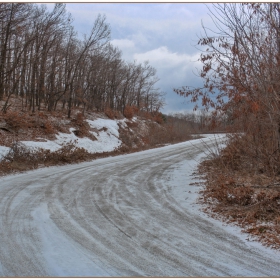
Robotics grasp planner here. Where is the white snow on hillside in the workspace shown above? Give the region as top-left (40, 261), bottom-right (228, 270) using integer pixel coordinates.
top-left (0, 118), bottom-right (129, 159)
top-left (0, 146), bottom-right (10, 160)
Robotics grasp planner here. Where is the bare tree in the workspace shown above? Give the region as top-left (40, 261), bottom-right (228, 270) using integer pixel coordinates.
top-left (175, 3), bottom-right (280, 174)
top-left (0, 4), bottom-right (164, 118)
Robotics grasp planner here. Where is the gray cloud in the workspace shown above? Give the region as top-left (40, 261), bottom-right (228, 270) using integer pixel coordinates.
top-left (64, 3), bottom-right (215, 113)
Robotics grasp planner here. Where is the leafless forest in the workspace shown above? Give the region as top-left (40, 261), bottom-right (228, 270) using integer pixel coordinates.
top-left (0, 3), bottom-right (164, 118)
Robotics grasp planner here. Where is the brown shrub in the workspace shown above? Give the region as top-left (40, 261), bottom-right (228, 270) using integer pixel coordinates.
top-left (153, 112), bottom-right (164, 124)
top-left (105, 107), bottom-right (115, 119)
top-left (139, 111), bottom-right (153, 120)
top-left (76, 112), bottom-right (85, 124)
top-left (0, 140), bottom-right (93, 174)
top-left (104, 108), bottom-right (122, 119)
top-left (198, 140), bottom-right (280, 250)
top-left (124, 105), bottom-right (139, 119)
top-left (43, 120), bottom-right (55, 134)
top-left (1, 111), bottom-right (29, 131)
top-left (44, 142), bottom-right (90, 164)
top-left (71, 112), bottom-right (91, 138)
top-left (123, 106), bottom-right (134, 119)
top-left (138, 111), bottom-right (164, 124)
top-left (125, 121), bottom-right (138, 128)
top-left (141, 136), bottom-right (150, 145)
top-left (3, 142), bottom-right (41, 170)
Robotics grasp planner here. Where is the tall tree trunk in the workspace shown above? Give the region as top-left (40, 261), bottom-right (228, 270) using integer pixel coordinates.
top-left (276, 4), bottom-right (280, 150)
top-left (0, 5), bottom-right (14, 100)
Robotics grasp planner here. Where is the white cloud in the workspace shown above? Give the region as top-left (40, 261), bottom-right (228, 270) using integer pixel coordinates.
top-left (63, 3), bottom-right (214, 113)
top-left (133, 46), bottom-right (200, 69)
top-left (132, 46), bottom-right (203, 113)
top-left (110, 39), bottom-right (137, 62)
top-left (130, 33), bottom-right (149, 48)
top-left (111, 39), bottom-right (135, 49)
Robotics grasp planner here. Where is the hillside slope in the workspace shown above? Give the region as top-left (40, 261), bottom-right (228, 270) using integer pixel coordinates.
top-left (0, 107), bottom-right (194, 175)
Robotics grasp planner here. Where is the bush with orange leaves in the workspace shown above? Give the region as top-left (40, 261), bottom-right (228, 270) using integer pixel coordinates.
top-left (1, 111), bottom-right (29, 131)
top-left (123, 105), bottom-right (138, 119)
top-left (152, 112), bottom-right (164, 124)
top-left (43, 120), bottom-right (55, 135)
top-left (104, 107), bottom-right (115, 119)
top-left (123, 106), bottom-right (134, 119)
top-left (70, 112), bottom-right (97, 140)
top-left (138, 110), bottom-right (164, 124)
top-left (104, 107), bottom-right (122, 120)
top-left (123, 106), bottom-right (138, 119)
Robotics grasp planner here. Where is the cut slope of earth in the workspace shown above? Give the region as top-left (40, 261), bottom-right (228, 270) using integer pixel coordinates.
top-left (0, 111), bottom-right (161, 175)
top-left (0, 114), bottom-right (141, 159)
top-left (21, 118), bottom-right (123, 154)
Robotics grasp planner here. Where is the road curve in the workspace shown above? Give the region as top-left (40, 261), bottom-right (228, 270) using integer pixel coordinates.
top-left (0, 135), bottom-right (279, 276)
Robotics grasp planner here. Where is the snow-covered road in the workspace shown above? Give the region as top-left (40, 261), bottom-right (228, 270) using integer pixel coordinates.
top-left (0, 135), bottom-right (279, 276)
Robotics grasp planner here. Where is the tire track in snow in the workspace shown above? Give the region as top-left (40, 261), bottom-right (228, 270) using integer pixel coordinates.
top-left (0, 135), bottom-right (280, 276)
top-left (0, 181), bottom-right (49, 276)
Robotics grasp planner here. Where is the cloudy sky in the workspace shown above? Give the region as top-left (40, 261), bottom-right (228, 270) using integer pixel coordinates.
top-left (56, 3), bottom-right (216, 114)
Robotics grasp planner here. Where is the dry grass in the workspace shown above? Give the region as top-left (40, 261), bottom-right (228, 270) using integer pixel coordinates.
top-left (197, 134), bottom-right (280, 250)
top-left (0, 141), bottom-right (91, 174)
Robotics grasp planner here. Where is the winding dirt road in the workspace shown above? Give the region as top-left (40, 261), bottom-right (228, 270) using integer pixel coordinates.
top-left (0, 135), bottom-right (279, 276)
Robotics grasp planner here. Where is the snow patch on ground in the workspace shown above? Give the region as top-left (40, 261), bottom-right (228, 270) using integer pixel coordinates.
top-left (87, 118), bottom-right (120, 138)
top-left (0, 146), bottom-right (10, 160)
top-left (0, 117), bottom-right (212, 160)
top-left (0, 118), bottom-right (126, 156)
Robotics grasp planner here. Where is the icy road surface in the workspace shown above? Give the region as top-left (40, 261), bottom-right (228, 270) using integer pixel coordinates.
top-left (0, 135), bottom-right (279, 277)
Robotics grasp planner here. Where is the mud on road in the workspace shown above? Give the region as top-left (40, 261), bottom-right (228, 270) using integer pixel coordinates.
top-left (0, 135), bottom-right (279, 276)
